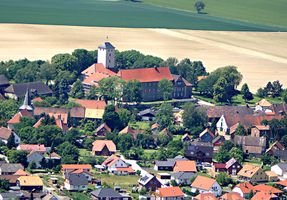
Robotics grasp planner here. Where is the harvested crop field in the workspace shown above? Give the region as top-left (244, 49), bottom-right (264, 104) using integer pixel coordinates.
top-left (0, 24), bottom-right (286, 92)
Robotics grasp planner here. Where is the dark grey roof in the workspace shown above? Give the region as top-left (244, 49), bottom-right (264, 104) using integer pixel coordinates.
top-left (201, 105), bottom-right (254, 118)
top-left (98, 42), bottom-right (115, 49)
top-left (138, 108), bottom-right (156, 117)
top-left (276, 163), bottom-right (287, 171)
top-left (67, 173), bottom-right (88, 186)
top-left (0, 191), bottom-right (23, 199)
top-left (5, 81), bottom-right (52, 98)
top-left (0, 75), bottom-right (9, 86)
top-left (155, 160), bottom-right (175, 167)
top-left (138, 173), bottom-right (154, 185)
top-left (274, 151), bottom-right (287, 161)
top-left (0, 163), bottom-right (24, 173)
top-left (171, 172), bottom-right (195, 179)
top-left (91, 188), bottom-right (123, 198)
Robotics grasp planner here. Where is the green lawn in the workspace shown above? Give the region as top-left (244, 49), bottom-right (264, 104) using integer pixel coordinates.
top-left (0, 0), bottom-right (286, 31)
top-left (145, 0), bottom-right (287, 29)
top-left (129, 121), bottom-right (151, 130)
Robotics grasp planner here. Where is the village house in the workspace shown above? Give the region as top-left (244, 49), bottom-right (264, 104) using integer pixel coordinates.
top-left (0, 175), bottom-right (21, 187)
top-left (90, 188), bottom-right (132, 200)
top-left (0, 163), bottom-right (24, 175)
top-left (17, 176), bottom-right (43, 191)
top-left (138, 173), bottom-right (162, 191)
top-left (251, 191), bottom-right (278, 200)
top-left (94, 123), bottom-right (111, 137)
top-left (266, 141), bottom-right (285, 155)
top-left (185, 141), bottom-right (213, 162)
top-left (199, 128), bottom-right (215, 143)
top-left (212, 135), bottom-right (225, 152)
top-left (271, 163), bottom-right (287, 179)
top-left (233, 135), bottom-right (266, 156)
top-left (225, 158), bottom-right (242, 176)
top-left (171, 172), bottom-right (195, 186)
top-left (17, 144), bottom-right (47, 153)
top-left (138, 108), bottom-right (157, 121)
top-left (232, 182), bottom-right (254, 198)
top-left (251, 125), bottom-right (270, 137)
top-left (181, 133), bottom-right (191, 142)
top-left (191, 175), bottom-right (222, 197)
top-left (7, 109), bottom-right (33, 130)
top-left (265, 171), bottom-right (279, 182)
top-left (64, 173), bottom-right (89, 191)
top-left (155, 186), bottom-right (184, 200)
top-left (253, 184), bottom-right (283, 198)
top-left (74, 99), bottom-right (107, 119)
top-left (0, 127), bottom-right (20, 145)
top-left (0, 74), bottom-right (9, 93)
top-left (119, 126), bottom-right (143, 139)
top-left (61, 164), bottom-right (92, 177)
top-left (27, 151), bottom-right (44, 168)
top-left (92, 140), bottom-right (116, 156)
top-left (194, 193), bottom-right (217, 200)
top-left (102, 155), bottom-right (134, 175)
top-left (220, 192), bottom-right (243, 200)
top-left (154, 156), bottom-right (187, 171)
top-left (4, 81), bottom-right (52, 100)
top-left (173, 160), bottom-right (197, 173)
top-left (237, 164), bottom-right (268, 183)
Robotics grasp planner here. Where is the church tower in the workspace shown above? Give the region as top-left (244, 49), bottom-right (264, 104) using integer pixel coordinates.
top-left (19, 90), bottom-right (33, 111)
top-left (97, 42), bottom-right (115, 69)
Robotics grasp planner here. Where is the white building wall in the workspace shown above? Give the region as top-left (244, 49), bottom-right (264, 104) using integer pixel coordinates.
top-left (216, 115), bottom-right (228, 133)
top-left (97, 46), bottom-right (115, 69)
top-left (271, 165), bottom-right (283, 176)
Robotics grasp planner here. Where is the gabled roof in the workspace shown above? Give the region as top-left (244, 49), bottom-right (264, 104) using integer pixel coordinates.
top-left (91, 188), bottom-right (123, 198)
top-left (61, 164), bottom-right (92, 170)
top-left (0, 163), bottom-right (24, 173)
top-left (7, 110), bottom-right (33, 124)
top-left (119, 126), bottom-right (142, 139)
top-left (266, 141), bottom-right (284, 153)
top-left (0, 127), bottom-right (13, 140)
top-left (265, 171), bottom-right (278, 178)
top-left (92, 140), bottom-right (116, 153)
top-left (237, 164), bottom-right (262, 178)
top-left (18, 144), bottom-right (46, 153)
top-left (138, 108), bottom-right (156, 117)
top-left (194, 193), bottom-right (217, 200)
top-left (156, 186), bottom-right (184, 198)
top-left (74, 99), bottom-right (106, 110)
top-left (202, 105), bottom-right (253, 119)
top-left (172, 74), bottom-right (192, 86)
top-left (66, 173), bottom-right (88, 186)
top-left (173, 160), bottom-right (197, 172)
top-left (199, 128), bottom-right (215, 138)
top-left (233, 135), bottom-right (266, 148)
top-left (18, 176), bottom-right (43, 186)
top-left (274, 163), bottom-right (287, 171)
top-left (81, 63), bottom-right (116, 77)
top-left (253, 125), bottom-right (270, 131)
top-left (220, 192), bottom-right (243, 200)
top-left (251, 192), bottom-right (277, 200)
top-left (213, 163), bottom-right (226, 169)
top-left (82, 72), bottom-right (110, 86)
top-left (233, 182), bottom-right (254, 194)
top-left (115, 167), bottom-right (134, 173)
top-left (171, 172), bottom-right (195, 180)
top-left (47, 152), bottom-right (61, 159)
top-left (276, 180), bottom-right (287, 187)
top-left (5, 81), bottom-right (52, 97)
top-left (225, 158), bottom-right (239, 169)
top-left (0, 74), bottom-right (9, 86)
top-left (14, 169), bottom-right (29, 176)
top-left (138, 173), bottom-right (156, 185)
top-left (257, 99), bottom-right (272, 107)
top-left (274, 150), bottom-right (287, 160)
top-left (118, 67), bottom-right (173, 83)
top-left (0, 175), bottom-right (20, 184)
top-left (191, 176), bottom-right (217, 191)
top-left (102, 155), bottom-right (121, 167)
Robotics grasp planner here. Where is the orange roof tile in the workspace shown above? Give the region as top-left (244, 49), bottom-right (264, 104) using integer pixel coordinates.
top-left (254, 125), bottom-right (270, 131)
top-left (191, 176), bottom-right (216, 191)
top-left (75, 99), bottom-right (106, 110)
top-left (251, 192), bottom-right (277, 200)
top-left (0, 127), bottom-right (13, 140)
top-left (14, 169), bottom-right (29, 176)
top-left (33, 117), bottom-right (44, 128)
top-left (197, 76), bottom-right (208, 82)
top-left (32, 97), bottom-right (43, 102)
top-left (276, 180), bottom-right (287, 187)
top-left (81, 63), bottom-right (116, 77)
top-left (173, 160), bottom-right (197, 172)
top-left (257, 99), bottom-right (272, 107)
top-left (18, 144), bottom-right (46, 153)
top-left (92, 140), bottom-right (116, 153)
top-left (61, 164), bottom-right (92, 170)
top-left (118, 67), bottom-right (173, 83)
top-left (253, 184), bottom-right (282, 194)
top-left (18, 176), bottom-right (43, 186)
top-left (82, 72), bottom-right (110, 86)
top-left (116, 167), bottom-right (134, 173)
top-left (220, 192), bottom-right (243, 200)
top-left (234, 182), bottom-right (254, 194)
top-left (237, 164), bottom-right (261, 178)
top-left (157, 187), bottom-right (184, 198)
top-left (194, 193), bottom-right (217, 200)
top-left (265, 171), bottom-right (278, 178)
top-left (7, 110), bottom-right (33, 124)
top-left (102, 155), bottom-right (121, 167)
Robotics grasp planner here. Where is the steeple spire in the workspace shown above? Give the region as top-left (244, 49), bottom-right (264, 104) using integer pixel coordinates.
top-left (19, 89), bottom-right (33, 111)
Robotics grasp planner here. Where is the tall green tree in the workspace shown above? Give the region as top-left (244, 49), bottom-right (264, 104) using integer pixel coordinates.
top-left (38, 62), bottom-right (57, 84)
top-left (7, 150), bottom-right (28, 167)
top-left (213, 77), bottom-right (230, 102)
top-left (98, 76), bottom-right (124, 102)
top-left (194, 1), bottom-right (205, 13)
top-left (241, 83), bottom-right (253, 102)
top-left (156, 103), bottom-right (173, 130)
top-left (51, 53), bottom-right (78, 72)
top-left (234, 124), bottom-right (247, 136)
top-left (7, 133), bottom-right (16, 149)
top-left (70, 79), bottom-right (84, 99)
top-left (182, 103), bottom-right (207, 133)
top-left (103, 105), bottom-right (123, 131)
top-left (56, 142), bottom-right (79, 164)
top-left (57, 78), bottom-right (69, 104)
top-left (158, 79), bottom-right (173, 101)
top-left (123, 80), bottom-right (142, 103)
top-left (282, 89), bottom-right (287, 103)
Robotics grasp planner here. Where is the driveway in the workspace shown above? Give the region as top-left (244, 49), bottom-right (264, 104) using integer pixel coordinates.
top-left (120, 156), bottom-right (148, 176)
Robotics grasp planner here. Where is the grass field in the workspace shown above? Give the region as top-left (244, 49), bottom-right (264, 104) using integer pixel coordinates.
top-left (0, 0), bottom-right (286, 31)
top-left (145, 0), bottom-right (287, 29)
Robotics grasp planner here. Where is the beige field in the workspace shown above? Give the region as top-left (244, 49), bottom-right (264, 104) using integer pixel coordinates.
top-left (0, 24), bottom-right (287, 92)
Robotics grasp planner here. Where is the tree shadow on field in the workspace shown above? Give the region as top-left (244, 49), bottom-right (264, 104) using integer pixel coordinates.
top-left (198, 11), bottom-right (208, 14)
top-left (125, 0), bottom-right (143, 3)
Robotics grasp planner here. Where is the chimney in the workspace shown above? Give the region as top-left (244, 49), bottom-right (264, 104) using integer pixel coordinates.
top-left (154, 65), bottom-right (159, 72)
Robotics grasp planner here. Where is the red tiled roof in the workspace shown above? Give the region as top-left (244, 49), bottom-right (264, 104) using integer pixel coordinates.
top-left (18, 144), bottom-right (46, 153)
top-left (251, 192), bottom-right (277, 200)
top-left (49, 152), bottom-right (61, 159)
top-left (102, 155), bottom-right (120, 167)
top-left (75, 99), bottom-right (106, 110)
top-left (7, 110), bottom-right (33, 124)
top-left (194, 193), bottom-right (217, 200)
top-left (14, 169), bottom-right (29, 176)
top-left (213, 163), bottom-right (226, 169)
top-left (173, 160), bottom-right (197, 172)
top-left (0, 127), bottom-right (13, 140)
top-left (116, 167), bottom-right (134, 173)
top-left (118, 67), bottom-right (173, 83)
top-left (276, 180), bottom-right (287, 187)
top-left (32, 97), bottom-right (43, 102)
top-left (81, 63), bottom-right (116, 77)
top-left (220, 192), bottom-right (243, 200)
top-left (234, 182), bottom-right (254, 194)
top-left (33, 117), bottom-right (44, 128)
top-left (157, 187), bottom-right (184, 198)
top-left (191, 176), bottom-right (216, 191)
top-left (92, 140), bottom-right (116, 153)
top-left (253, 184), bottom-right (282, 194)
top-left (61, 164), bottom-right (92, 170)
top-left (82, 72), bottom-right (110, 86)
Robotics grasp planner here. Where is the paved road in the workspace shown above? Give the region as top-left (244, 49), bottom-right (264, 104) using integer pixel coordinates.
top-left (120, 156), bottom-right (148, 177)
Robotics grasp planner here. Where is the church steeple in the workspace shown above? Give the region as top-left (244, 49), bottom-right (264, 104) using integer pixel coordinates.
top-left (19, 89), bottom-right (33, 111)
